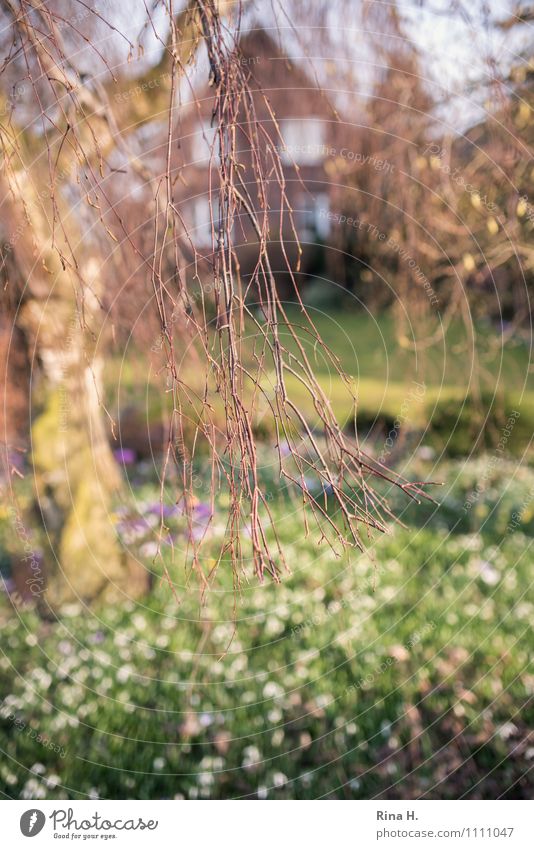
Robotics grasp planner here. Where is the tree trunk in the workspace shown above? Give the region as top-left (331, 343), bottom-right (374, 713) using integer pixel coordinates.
top-left (31, 342), bottom-right (148, 607)
top-left (19, 268), bottom-right (149, 607)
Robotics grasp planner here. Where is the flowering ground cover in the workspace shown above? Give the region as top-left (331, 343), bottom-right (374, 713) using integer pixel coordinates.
top-left (0, 457), bottom-right (532, 799)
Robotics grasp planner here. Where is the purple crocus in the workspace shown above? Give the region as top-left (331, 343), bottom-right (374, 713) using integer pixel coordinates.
top-left (8, 450), bottom-right (26, 473)
top-left (146, 502), bottom-right (181, 519)
top-left (88, 630), bottom-right (106, 645)
top-left (113, 447), bottom-right (136, 465)
top-left (194, 502), bottom-right (213, 521)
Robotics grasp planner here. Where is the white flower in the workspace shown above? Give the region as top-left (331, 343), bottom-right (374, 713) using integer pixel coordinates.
top-left (22, 778), bottom-right (46, 799)
top-left (271, 729), bottom-right (284, 747)
top-left (142, 647), bottom-right (156, 661)
top-left (32, 669), bottom-right (52, 689)
top-left (263, 681), bottom-right (284, 699)
top-left (242, 746), bottom-right (261, 768)
top-left (497, 722), bottom-right (517, 740)
top-left (272, 771), bottom-right (287, 788)
top-left (62, 604), bottom-right (82, 617)
top-left (153, 757), bottom-right (165, 770)
top-left (30, 763), bottom-right (46, 775)
top-left (230, 654), bottom-right (247, 673)
top-left (116, 665), bottom-right (132, 684)
top-left (478, 560), bottom-right (499, 585)
top-left (265, 616), bottom-right (283, 636)
top-left (140, 541), bottom-right (159, 557)
top-left (416, 445), bottom-right (435, 461)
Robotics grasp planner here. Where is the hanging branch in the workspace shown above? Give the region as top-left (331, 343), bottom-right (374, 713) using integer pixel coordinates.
top-left (0, 0), bottom-right (434, 602)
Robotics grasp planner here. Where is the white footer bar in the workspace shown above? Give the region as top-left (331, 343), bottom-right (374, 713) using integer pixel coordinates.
top-left (3, 800), bottom-right (532, 848)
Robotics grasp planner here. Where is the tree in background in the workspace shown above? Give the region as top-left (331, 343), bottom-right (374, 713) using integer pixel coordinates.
top-left (326, 0), bottom-right (534, 338)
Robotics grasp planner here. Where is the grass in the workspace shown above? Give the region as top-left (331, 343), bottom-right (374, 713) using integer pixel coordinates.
top-left (274, 308), bottom-right (534, 433)
top-left (1, 456), bottom-right (533, 799)
top-left (107, 309), bottom-right (534, 458)
top-left (281, 309), bottom-right (531, 389)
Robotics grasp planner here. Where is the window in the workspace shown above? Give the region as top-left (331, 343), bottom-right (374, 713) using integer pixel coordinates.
top-left (296, 192), bottom-right (330, 240)
top-left (189, 196), bottom-right (232, 248)
top-left (280, 118), bottom-right (326, 165)
top-left (192, 119), bottom-right (218, 166)
top-left (190, 196), bottom-right (220, 247)
top-left (314, 193), bottom-right (330, 238)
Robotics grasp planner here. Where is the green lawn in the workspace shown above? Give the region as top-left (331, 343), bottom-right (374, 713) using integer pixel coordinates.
top-left (109, 309), bottom-right (534, 457)
top-left (274, 308), bottom-right (534, 422)
top-left (280, 309), bottom-right (531, 389)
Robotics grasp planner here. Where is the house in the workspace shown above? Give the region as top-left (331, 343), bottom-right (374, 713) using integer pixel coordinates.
top-left (174, 28), bottom-right (343, 296)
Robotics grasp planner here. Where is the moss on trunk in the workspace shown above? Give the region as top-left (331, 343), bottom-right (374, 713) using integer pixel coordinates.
top-left (32, 353), bottom-right (148, 608)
